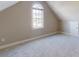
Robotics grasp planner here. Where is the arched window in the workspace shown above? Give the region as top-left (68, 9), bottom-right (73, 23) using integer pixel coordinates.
top-left (32, 2), bottom-right (44, 29)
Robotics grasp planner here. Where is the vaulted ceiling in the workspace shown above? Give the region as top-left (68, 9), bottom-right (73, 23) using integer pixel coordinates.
top-left (47, 1), bottom-right (79, 21)
top-left (0, 1), bottom-right (19, 11)
top-left (0, 1), bottom-right (79, 21)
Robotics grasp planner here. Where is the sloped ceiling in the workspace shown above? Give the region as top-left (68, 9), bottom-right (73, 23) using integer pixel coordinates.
top-left (47, 1), bottom-right (79, 21)
top-left (1, 1), bottom-right (79, 21)
top-left (0, 1), bottom-right (19, 11)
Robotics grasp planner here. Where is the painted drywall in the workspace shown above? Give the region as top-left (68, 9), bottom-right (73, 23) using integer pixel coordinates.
top-left (0, 1), bottom-right (19, 11)
top-left (47, 1), bottom-right (79, 21)
top-left (47, 1), bottom-right (79, 35)
top-left (60, 20), bottom-right (79, 36)
top-left (0, 1), bottom-right (59, 45)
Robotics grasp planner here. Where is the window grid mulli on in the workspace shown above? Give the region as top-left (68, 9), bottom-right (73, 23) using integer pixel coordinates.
top-left (32, 3), bottom-right (44, 29)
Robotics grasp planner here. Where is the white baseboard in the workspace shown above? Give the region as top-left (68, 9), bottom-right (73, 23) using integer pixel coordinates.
top-left (61, 32), bottom-right (79, 37)
top-left (0, 32), bottom-right (59, 50)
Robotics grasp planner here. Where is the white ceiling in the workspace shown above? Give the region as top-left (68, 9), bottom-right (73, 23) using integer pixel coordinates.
top-left (47, 1), bottom-right (79, 21)
top-left (1, 1), bottom-right (79, 21)
top-left (0, 1), bottom-right (19, 11)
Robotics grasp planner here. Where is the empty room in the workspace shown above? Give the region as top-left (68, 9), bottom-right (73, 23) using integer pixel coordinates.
top-left (0, 1), bottom-right (79, 57)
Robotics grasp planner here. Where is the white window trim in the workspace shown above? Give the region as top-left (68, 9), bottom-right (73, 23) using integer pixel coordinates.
top-left (32, 2), bottom-right (44, 30)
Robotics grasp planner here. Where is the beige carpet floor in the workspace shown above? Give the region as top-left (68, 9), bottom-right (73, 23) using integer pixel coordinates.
top-left (0, 34), bottom-right (79, 57)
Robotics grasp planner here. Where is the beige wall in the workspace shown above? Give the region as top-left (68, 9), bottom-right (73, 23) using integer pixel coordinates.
top-left (0, 1), bottom-right (59, 45)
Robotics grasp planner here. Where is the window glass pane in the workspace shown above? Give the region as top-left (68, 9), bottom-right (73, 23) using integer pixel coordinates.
top-left (33, 3), bottom-right (44, 9)
top-left (32, 13), bottom-right (37, 18)
top-left (33, 14), bottom-right (43, 19)
top-left (32, 9), bottom-right (40, 13)
top-left (38, 14), bottom-right (43, 18)
top-left (32, 3), bottom-right (44, 29)
top-left (32, 9), bottom-right (36, 13)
